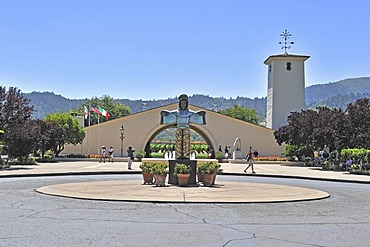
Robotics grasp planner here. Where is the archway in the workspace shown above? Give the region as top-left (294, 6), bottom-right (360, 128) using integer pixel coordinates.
top-left (143, 124), bottom-right (215, 158)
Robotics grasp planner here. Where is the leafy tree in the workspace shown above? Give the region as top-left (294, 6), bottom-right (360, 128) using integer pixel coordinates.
top-left (0, 86), bottom-right (35, 160)
top-left (5, 120), bottom-right (38, 161)
top-left (45, 112), bottom-right (85, 156)
top-left (75, 95), bottom-right (131, 126)
top-left (218, 105), bottom-right (259, 124)
top-left (33, 119), bottom-right (64, 159)
top-left (346, 98), bottom-right (370, 149)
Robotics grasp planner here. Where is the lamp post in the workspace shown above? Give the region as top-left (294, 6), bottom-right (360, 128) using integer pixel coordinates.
top-left (120, 125), bottom-right (125, 157)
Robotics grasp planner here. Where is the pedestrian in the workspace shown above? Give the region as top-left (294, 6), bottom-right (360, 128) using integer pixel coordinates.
top-left (99, 146), bottom-right (106, 163)
top-left (227, 146), bottom-right (232, 159)
top-left (108, 146), bottom-right (114, 163)
top-left (244, 146), bottom-right (255, 173)
top-left (218, 145), bottom-right (222, 152)
top-left (224, 146), bottom-right (229, 159)
top-left (127, 146), bottom-right (135, 170)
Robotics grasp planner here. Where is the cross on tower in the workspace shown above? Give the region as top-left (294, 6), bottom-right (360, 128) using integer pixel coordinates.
top-left (279, 29), bottom-right (294, 54)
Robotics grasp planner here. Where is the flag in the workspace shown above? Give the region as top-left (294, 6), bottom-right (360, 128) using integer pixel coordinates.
top-left (98, 107), bottom-right (110, 119)
top-left (90, 104), bottom-right (101, 115)
top-left (84, 106), bottom-right (89, 119)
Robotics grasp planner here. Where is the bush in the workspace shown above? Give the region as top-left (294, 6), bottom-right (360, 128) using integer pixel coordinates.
top-left (139, 161), bottom-right (156, 173)
top-left (136, 150), bottom-right (146, 161)
top-left (215, 151), bottom-right (224, 161)
top-left (195, 153), bottom-right (208, 159)
top-left (150, 152), bottom-right (164, 158)
top-left (150, 163), bottom-right (169, 175)
top-left (197, 161), bottom-right (221, 174)
top-left (173, 163), bottom-right (191, 175)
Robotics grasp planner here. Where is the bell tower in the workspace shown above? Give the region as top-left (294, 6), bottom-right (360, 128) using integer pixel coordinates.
top-left (264, 30), bottom-right (309, 130)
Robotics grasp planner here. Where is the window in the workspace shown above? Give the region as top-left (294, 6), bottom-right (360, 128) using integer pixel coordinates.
top-left (286, 62), bottom-right (292, 71)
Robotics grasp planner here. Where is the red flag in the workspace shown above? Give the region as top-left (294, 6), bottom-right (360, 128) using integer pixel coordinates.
top-left (90, 104), bottom-right (101, 115)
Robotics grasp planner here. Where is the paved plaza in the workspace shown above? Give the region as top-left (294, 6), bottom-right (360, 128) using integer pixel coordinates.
top-left (1, 160), bottom-right (370, 246)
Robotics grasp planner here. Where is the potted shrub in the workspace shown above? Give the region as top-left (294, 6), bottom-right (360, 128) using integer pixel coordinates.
top-left (197, 161), bottom-right (221, 186)
top-left (215, 151), bottom-right (224, 163)
top-left (136, 150), bottom-right (146, 162)
top-left (150, 163), bottom-right (168, 187)
top-left (173, 163), bottom-right (191, 186)
top-left (139, 161), bottom-right (155, 185)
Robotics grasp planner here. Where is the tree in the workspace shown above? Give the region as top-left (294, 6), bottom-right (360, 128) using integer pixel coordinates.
top-left (218, 105), bottom-right (259, 124)
top-left (5, 120), bottom-right (38, 161)
top-left (0, 86), bottom-right (35, 160)
top-left (75, 95), bottom-right (131, 126)
top-left (45, 112), bottom-right (85, 156)
top-left (33, 119), bottom-right (64, 159)
top-left (346, 98), bottom-right (370, 149)
top-left (274, 107), bottom-right (350, 154)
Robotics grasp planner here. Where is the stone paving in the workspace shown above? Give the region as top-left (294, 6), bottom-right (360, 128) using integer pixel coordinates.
top-left (2, 159), bottom-right (370, 203)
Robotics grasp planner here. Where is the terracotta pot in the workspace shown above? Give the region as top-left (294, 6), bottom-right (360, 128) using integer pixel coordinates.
top-left (142, 172), bottom-right (153, 185)
top-left (197, 172), bottom-right (203, 183)
top-left (177, 174), bottom-right (190, 186)
top-left (202, 173), bottom-right (215, 187)
top-left (154, 174), bottom-right (167, 187)
top-left (212, 173), bottom-right (217, 185)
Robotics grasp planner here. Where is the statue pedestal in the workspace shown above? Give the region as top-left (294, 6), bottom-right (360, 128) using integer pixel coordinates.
top-left (233, 151), bottom-right (244, 159)
top-left (169, 160), bottom-right (197, 185)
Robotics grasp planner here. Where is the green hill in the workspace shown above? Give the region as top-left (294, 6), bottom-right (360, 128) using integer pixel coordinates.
top-left (23, 77), bottom-right (370, 121)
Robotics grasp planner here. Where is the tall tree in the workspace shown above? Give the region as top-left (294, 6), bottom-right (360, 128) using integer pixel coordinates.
top-left (218, 105), bottom-right (259, 124)
top-left (76, 95), bottom-right (131, 126)
top-left (0, 87), bottom-right (35, 160)
top-left (45, 112), bottom-right (85, 156)
top-left (346, 98), bottom-right (370, 149)
top-left (34, 119), bottom-right (64, 159)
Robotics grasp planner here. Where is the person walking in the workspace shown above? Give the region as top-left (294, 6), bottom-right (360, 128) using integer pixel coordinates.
top-left (244, 146), bottom-right (255, 173)
top-left (127, 146), bottom-right (135, 170)
top-left (99, 146), bottom-right (107, 163)
top-left (108, 146), bottom-right (114, 163)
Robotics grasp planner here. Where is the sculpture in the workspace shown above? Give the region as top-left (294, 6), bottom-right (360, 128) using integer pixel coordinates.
top-left (160, 94), bottom-right (206, 159)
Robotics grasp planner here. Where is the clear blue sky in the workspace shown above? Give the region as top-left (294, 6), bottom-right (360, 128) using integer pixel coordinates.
top-left (1, 0), bottom-right (369, 100)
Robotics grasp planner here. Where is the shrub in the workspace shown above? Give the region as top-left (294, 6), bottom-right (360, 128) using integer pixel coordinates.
top-left (139, 161), bottom-right (156, 173)
top-left (150, 163), bottom-right (169, 175)
top-left (197, 161), bottom-right (221, 174)
top-left (136, 150), bottom-right (146, 161)
top-left (150, 152), bottom-right (165, 158)
top-left (195, 153), bottom-right (208, 159)
top-left (173, 163), bottom-right (191, 175)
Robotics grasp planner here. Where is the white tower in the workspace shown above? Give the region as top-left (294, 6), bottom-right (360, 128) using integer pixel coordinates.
top-left (264, 30), bottom-right (309, 130)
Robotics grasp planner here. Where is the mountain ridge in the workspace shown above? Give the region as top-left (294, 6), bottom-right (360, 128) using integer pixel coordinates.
top-left (23, 77), bottom-right (370, 120)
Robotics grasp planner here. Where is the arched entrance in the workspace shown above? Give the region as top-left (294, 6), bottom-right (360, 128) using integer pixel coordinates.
top-left (143, 124), bottom-right (215, 158)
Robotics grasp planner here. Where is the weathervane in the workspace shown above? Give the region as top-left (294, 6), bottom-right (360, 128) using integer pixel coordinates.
top-left (279, 29), bottom-right (294, 54)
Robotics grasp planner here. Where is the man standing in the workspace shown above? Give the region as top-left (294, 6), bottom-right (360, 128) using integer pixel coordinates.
top-left (244, 146), bottom-right (255, 173)
top-left (127, 146), bottom-right (135, 170)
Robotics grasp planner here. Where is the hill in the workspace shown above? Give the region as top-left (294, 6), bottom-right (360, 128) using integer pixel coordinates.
top-left (23, 77), bottom-right (370, 121)
top-left (306, 77), bottom-right (370, 109)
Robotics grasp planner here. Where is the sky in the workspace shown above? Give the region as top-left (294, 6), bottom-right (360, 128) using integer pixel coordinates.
top-left (1, 0), bottom-right (370, 100)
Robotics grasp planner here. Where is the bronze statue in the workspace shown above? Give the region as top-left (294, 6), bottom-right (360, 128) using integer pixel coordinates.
top-left (160, 94), bottom-right (206, 159)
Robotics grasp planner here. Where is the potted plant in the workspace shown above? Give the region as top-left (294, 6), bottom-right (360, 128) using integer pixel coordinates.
top-left (150, 163), bottom-right (169, 187)
top-left (173, 163), bottom-right (191, 186)
top-left (139, 161), bottom-right (155, 184)
top-left (215, 151), bottom-right (224, 163)
top-left (136, 150), bottom-right (146, 162)
top-left (197, 161), bottom-right (221, 186)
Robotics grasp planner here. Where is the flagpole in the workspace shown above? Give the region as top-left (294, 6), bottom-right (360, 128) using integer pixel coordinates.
top-left (97, 114), bottom-right (100, 154)
top-left (87, 109), bottom-right (91, 155)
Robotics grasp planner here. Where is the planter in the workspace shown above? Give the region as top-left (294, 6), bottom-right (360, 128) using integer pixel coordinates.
top-left (177, 174), bottom-right (190, 186)
top-left (202, 173), bottom-right (216, 187)
top-left (154, 174), bottom-right (167, 187)
top-left (197, 172), bottom-right (203, 183)
top-left (142, 172), bottom-right (153, 185)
